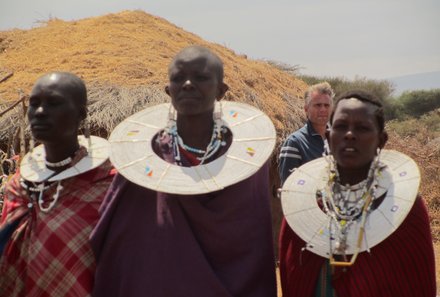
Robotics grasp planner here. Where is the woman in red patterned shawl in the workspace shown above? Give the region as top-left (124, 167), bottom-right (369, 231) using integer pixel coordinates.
top-left (0, 72), bottom-right (114, 296)
top-left (91, 46), bottom-right (277, 297)
top-left (279, 90), bottom-right (436, 296)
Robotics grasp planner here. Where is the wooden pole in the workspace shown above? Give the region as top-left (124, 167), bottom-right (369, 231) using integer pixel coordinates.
top-left (0, 95), bottom-right (26, 118)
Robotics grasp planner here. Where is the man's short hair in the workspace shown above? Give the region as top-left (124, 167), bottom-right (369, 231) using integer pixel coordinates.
top-left (304, 82), bottom-right (335, 105)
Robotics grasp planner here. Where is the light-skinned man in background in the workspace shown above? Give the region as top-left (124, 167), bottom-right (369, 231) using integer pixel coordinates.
top-left (278, 82), bottom-right (334, 294)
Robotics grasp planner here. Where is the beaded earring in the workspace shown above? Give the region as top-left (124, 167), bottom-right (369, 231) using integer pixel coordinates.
top-left (29, 136), bottom-right (35, 153)
top-left (166, 104), bottom-right (177, 134)
top-left (213, 100), bottom-right (224, 142)
top-left (82, 117), bottom-right (92, 149)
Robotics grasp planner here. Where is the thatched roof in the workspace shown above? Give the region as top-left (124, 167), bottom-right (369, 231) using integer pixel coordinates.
top-left (0, 10), bottom-right (307, 150)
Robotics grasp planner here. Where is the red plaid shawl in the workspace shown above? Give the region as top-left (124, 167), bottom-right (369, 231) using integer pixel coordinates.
top-left (0, 161), bottom-right (114, 297)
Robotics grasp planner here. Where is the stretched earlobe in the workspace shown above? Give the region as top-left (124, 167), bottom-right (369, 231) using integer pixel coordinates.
top-left (379, 131), bottom-right (389, 149)
top-left (217, 83), bottom-right (229, 100)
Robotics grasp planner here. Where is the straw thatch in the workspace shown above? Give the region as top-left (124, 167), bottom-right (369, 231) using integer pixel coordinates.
top-left (0, 10), bottom-right (309, 254)
top-left (0, 10), bottom-right (308, 151)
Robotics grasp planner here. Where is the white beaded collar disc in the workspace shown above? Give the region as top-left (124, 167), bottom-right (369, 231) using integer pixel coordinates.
top-left (108, 102), bottom-right (276, 195)
top-left (20, 135), bottom-right (110, 183)
top-left (280, 150), bottom-right (420, 258)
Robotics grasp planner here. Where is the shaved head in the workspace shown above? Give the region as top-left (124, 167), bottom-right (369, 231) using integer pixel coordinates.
top-left (168, 46), bottom-right (224, 82)
top-left (32, 72), bottom-right (87, 119)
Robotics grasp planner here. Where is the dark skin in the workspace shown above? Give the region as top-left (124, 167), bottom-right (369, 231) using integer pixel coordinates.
top-left (28, 73), bottom-right (87, 169)
top-left (165, 47), bottom-right (228, 150)
top-left (327, 98), bottom-right (388, 185)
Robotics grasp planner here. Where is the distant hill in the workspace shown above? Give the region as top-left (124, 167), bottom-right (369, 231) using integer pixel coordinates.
top-left (388, 71), bottom-right (440, 95)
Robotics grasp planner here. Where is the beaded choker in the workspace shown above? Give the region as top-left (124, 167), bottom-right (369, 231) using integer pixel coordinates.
top-left (19, 135), bottom-right (110, 212)
top-left (45, 157), bottom-right (72, 168)
top-left (168, 122), bottom-right (227, 165)
top-left (20, 136), bottom-right (109, 183)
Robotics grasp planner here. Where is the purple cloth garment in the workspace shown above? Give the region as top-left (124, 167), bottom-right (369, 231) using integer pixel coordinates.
top-left (90, 134), bottom-right (277, 297)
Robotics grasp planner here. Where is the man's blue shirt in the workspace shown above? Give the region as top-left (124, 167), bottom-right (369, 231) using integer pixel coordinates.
top-left (278, 120), bottom-right (325, 184)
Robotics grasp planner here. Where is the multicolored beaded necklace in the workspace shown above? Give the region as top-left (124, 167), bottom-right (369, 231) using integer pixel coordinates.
top-left (168, 122), bottom-right (227, 166)
top-left (318, 154), bottom-right (383, 266)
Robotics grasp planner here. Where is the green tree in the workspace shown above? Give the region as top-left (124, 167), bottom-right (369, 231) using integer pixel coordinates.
top-left (399, 89), bottom-right (440, 118)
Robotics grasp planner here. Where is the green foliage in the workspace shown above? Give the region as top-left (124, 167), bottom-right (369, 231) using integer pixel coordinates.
top-left (298, 75), bottom-right (395, 100)
top-left (298, 75), bottom-right (440, 120)
top-left (299, 74), bottom-right (398, 120)
top-left (266, 60), bottom-right (439, 120)
top-left (398, 89), bottom-right (440, 118)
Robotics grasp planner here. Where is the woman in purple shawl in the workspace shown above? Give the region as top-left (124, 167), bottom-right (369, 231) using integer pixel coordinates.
top-left (90, 46), bottom-right (277, 297)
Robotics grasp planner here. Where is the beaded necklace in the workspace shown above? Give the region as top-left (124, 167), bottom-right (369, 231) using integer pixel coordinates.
top-left (21, 146), bottom-right (87, 213)
top-left (319, 154), bottom-right (382, 266)
top-left (20, 178), bottom-right (62, 213)
top-left (45, 156), bottom-right (72, 168)
top-left (168, 122), bottom-right (227, 165)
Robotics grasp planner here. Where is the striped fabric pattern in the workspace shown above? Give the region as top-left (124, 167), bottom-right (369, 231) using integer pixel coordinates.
top-left (278, 121), bottom-right (325, 184)
top-left (279, 146), bottom-right (302, 160)
top-left (0, 161), bottom-right (113, 297)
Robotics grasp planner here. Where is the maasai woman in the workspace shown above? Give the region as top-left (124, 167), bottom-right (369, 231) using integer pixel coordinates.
top-left (0, 72), bottom-right (113, 296)
top-left (91, 46), bottom-right (278, 297)
top-left (279, 90), bottom-right (436, 297)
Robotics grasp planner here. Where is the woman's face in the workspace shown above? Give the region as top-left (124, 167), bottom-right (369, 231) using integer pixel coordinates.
top-left (165, 54), bottom-right (227, 117)
top-left (28, 75), bottom-right (82, 144)
top-left (328, 98), bottom-right (387, 172)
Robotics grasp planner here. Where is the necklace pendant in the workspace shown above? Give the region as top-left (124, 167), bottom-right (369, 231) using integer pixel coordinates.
top-left (334, 240), bottom-right (347, 253)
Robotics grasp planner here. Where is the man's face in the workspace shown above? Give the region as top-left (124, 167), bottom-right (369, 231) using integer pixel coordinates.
top-left (305, 91), bottom-right (332, 128)
top-left (165, 53), bottom-right (227, 117)
top-left (28, 74), bottom-right (82, 144)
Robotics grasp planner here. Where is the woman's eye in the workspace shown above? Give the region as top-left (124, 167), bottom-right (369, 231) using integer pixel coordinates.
top-left (170, 75), bottom-right (184, 82)
top-left (358, 126), bottom-right (372, 132)
top-left (29, 99), bottom-right (39, 107)
top-left (332, 123), bottom-right (346, 130)
top-left (47, 98), bottom-right (63, 106)
top-left (195, 74), bottom-right (209, 81)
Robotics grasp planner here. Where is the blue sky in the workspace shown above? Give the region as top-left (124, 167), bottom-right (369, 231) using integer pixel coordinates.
top-left (1, 0), bottom-right (439, 79)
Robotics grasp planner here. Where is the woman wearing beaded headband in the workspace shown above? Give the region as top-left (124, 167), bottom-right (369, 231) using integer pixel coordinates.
top-left (91, 46), bottom-right (277, 297)
top-left (279, 90), bottom-right (435, 296)
top-left (0, 72), bottom-right (113, 297)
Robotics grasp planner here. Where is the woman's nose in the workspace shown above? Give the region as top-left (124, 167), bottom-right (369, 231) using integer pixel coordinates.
top-left (33, 105), bottom-right (46, 117)
top-left (345, 129), bottom-right (355, 139)
top-left (182, 79), bottom-right (193, 89)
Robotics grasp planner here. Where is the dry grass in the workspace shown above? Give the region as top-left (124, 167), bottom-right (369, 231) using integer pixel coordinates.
top-left (0, 9), bottom-right (439, 293)
top-left (386, 122), bottom-right (440, 292)
top-left (0, 10), bottom-right (307, 145)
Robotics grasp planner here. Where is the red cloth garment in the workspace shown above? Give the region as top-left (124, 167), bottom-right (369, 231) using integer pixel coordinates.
top-left (90, 134), bottom-right (277, 297)
top-left (0, 161), bottom-right (114, 297)
top-left (279, 196), bottom-right (436, 297)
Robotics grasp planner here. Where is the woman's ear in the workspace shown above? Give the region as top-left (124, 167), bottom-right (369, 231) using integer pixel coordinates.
top-left (79, 106), bottom-right (87, 121)
top-left (379, 131), bottom-right (388, 149)
top-left (217, 83), bottom-right (229, 101)
top-left (165, 85), bottom-right (170, 96)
